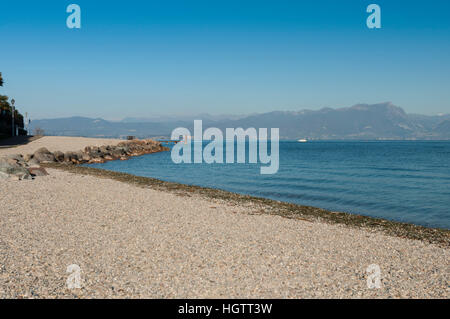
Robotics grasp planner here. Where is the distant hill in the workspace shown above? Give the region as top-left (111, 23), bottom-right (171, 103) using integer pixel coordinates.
top-left (29, 116), bottom-right (177, 139)
top-left (434, 119), bottom-right (450, 138)
top-left (121, 113), bottom-right (249, 123)
top-left (29, 103), bottom-right (450, 140)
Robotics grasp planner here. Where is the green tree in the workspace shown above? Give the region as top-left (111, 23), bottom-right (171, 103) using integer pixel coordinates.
top-left (0, 72), bottom-right (10, 112)
top-left (0, 72), bottom-right (25, 136)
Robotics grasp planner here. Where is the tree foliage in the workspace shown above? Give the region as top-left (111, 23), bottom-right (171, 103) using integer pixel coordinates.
top-left (0, 72), bottom-right (25, 136)
top-left (0, 72), bottom-right (8, 111)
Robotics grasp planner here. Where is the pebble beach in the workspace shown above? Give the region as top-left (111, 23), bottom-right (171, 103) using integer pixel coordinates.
top-left (0, 137), bottom-right (449, 298)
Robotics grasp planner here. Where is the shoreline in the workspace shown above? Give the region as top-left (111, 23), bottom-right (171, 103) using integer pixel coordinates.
top-left (2, 136), bottom-right (449, 246)
top-left (1, 136), bottom-right (449, 298)
top-left (44, 163), bottom-right (450, 247)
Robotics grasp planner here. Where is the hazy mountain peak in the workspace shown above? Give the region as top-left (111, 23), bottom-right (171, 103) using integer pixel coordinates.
top-left (30, 103), bottom-right (450, 140)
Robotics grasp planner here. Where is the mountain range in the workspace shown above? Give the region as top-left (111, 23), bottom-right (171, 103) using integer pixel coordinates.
top-left (29, 102), bottom-right (450, 140)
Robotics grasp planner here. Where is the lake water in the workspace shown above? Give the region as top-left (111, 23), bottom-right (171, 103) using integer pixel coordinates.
top-left (86, 141), bottom-right (450, 229)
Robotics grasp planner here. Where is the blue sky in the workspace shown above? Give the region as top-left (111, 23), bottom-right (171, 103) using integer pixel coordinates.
top-left (1, 0), bottom-right (450, 120)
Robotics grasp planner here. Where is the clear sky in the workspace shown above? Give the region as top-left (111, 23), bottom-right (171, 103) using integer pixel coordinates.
top-left (1, 0), bottom-right (450, 120)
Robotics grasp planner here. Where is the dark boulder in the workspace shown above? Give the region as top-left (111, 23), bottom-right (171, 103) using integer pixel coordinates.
top-left (0, 158), bottom-right (32, 180)
top-left (33, 147), bottom-right (56, 163)
top-left (53, 151), bottom-right (65, 162)
top-left (28, 167), bottom-right (49, 177)
top-left (64, 151), bottom-right (76, 163)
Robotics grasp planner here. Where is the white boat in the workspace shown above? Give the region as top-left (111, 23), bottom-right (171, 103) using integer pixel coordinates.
top-left (298, 139), bottom-right (308, 142)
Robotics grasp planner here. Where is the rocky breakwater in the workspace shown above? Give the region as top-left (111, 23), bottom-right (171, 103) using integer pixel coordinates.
top-left (0, 139), bottom-right (169, 180)
top-left (0, 154), bottom-right (35, 180)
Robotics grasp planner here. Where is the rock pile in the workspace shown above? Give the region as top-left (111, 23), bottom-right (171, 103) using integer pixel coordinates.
top-left (0, 154), bottom-right (34, 180)
top-left (0, 139), bottom-right (169, 180)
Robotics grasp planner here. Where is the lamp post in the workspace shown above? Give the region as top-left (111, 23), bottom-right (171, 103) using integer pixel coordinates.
top-left (11, 99), bottom-right (15, 137)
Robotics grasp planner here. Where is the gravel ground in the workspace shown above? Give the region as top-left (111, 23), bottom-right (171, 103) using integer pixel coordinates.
top-left (0, 136), bottom-right (123, 156)
top-left (0, 168), bottom-right (448, 298)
